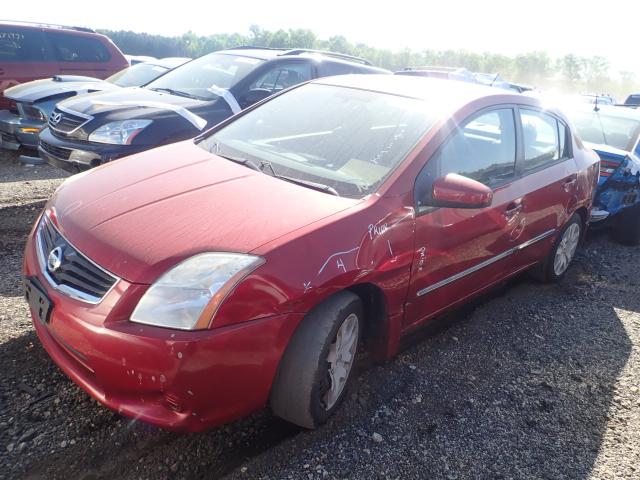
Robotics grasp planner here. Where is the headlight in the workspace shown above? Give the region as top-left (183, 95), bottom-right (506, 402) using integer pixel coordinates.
top-left (88, 119), bottom-right (152, 145)
top-left (130, 253), bottom-right (264, 330)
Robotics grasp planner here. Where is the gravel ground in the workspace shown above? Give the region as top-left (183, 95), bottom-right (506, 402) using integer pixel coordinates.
top-left (1, 150), bottom-right (639, 480)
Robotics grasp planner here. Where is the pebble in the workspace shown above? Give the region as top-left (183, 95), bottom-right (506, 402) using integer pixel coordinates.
top-left (372, 432), bottom-right (383, 443)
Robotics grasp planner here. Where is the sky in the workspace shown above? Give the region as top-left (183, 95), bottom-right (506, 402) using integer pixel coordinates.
top-left (6, 0), bottom-right (640, 76)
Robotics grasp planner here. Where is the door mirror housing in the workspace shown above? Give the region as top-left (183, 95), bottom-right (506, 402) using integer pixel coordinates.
top-left (428, 173), bottom-right (493, 209)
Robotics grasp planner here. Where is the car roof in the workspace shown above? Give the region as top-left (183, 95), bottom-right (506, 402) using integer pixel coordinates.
top-left (217, 48), bottom-right (286, 61)
top-left (312, 74), bottom-right (524, 108)
top-left (0, 20), bottom-right (96, 34)
top-left (215, 47), bottom-right (379, 68)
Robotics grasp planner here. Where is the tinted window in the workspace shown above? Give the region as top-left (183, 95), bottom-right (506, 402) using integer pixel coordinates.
top-left (626, 95), bottom-right (640, 106)
top-left (318, 61), bottom-right (360, 76)
top-left (0, 28), bottom-right (45, 62)
top-left (46, 32), bottom-right (111, 62)
top-left (249, 63), bottom-right (313, 93)
top-left (200, 83), bottom-right (437, 198)
top-left (435, 109), bottom-right (516, 185)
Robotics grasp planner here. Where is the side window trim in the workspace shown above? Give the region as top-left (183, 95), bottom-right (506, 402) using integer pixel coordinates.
top-left (413, 103), bottom-right (520, 215)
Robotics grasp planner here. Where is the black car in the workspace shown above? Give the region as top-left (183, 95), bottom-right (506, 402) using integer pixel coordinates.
top-left (38, 47), bottom-right (389, 172)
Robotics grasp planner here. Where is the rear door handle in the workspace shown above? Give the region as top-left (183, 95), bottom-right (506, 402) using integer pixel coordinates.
top-left (563, 176), bottom-right (577, 191)
top-left (504, 199), bottom-right (523, 220)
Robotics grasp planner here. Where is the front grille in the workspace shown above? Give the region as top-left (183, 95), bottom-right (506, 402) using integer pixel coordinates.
top-left (48, 108), bottom-right (89, 134)
top-left (37, 214), bottom-right (118, 303)
top-left (1, 131), bottom-right (17, 143)
top-left (40, 140), bottom-right (72, 160)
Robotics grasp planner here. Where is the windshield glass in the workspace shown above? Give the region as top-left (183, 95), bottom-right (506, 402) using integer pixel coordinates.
top-left (107, 63), bottom-right (169, 87)
top-left (199, 83), bottom-right (437, 198)
top-left (569, 109), bottom-right (640, 150)
top-left (145, 53), bottom-right (263, 100)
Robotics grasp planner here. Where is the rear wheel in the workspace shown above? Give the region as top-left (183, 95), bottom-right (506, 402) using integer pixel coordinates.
top-left (532, 213), bottom-right (582, 283)
top-left (270, 291), bottom-right (362, 428)
top-left (610, 205), bottom-right (640, 246)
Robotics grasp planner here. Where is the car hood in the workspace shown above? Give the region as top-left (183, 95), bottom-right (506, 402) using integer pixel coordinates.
top-left (50, 141), bottom-right (359, 284)
top-left (59, 87), bottom-right (213, 117)
top-left (56, 87), bottom-right (220, 132)
top-left (4, 76), bottom-right (117, 103)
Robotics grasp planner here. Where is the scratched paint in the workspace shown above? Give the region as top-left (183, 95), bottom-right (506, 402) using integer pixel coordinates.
top-left (417, 247), bottom-right (427, 271)
top-left (368, 223), bottom-right (389, 239)
top-left (317, 247), bottom-right (360, 275)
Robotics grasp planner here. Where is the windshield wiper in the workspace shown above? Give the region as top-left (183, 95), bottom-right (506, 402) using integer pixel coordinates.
top-left (150, 87), bottom-right (201, 100)
top-left (276, 175), bottom-right (340, 196)
top-left (256, 160), bottom-right (339, 196)
top-left (216, 153), bottom-right (260, 171)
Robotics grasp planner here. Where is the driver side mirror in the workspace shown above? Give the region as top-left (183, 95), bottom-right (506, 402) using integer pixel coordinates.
top-left (427, 173), bottom-right (493, 209)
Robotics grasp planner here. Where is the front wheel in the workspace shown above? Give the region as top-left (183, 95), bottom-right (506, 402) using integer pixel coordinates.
top-left (532, 213), bottom-right (582, 283)
top-left (270, 291), bottom-right (362, 429)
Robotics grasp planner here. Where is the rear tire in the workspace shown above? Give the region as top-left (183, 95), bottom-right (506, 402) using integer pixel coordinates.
top-left (531, 213), bottom-right (582, 283)
top-left (270, 291), bottom-right (362, 429)
top-left (610, 204), bottom-right (640, 246)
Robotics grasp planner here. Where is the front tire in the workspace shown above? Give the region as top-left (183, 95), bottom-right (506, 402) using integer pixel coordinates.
top-left (532, 213), bottom-right (582, 283)
top-left (270, 291), bottom-right (362, 429)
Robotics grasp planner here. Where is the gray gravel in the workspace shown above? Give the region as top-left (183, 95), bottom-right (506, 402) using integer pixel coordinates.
top-left (1, 149), bottom-right (639, 480)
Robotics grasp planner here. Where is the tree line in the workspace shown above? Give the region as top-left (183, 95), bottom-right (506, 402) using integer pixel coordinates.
top-left (100, 26), bottom-right (638, 99)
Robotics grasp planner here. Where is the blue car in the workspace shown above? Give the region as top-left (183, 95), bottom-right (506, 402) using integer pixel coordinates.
top-left (566, 103), bottom-right (640, 244)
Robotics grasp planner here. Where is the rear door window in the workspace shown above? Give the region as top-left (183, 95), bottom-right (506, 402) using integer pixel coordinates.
top-left (520, 109), bottom-right (570, 172)
top-left (0, 27), bottom-right (47, 62)
top-left (45, 32), bottom-right (111, 62)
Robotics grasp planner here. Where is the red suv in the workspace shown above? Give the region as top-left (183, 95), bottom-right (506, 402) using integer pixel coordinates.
top-left (23, 75), bottom-right (599, 431)
top-left (0, 21), bottom-right (128, 110)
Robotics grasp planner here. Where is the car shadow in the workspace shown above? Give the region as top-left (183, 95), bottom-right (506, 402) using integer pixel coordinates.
top-left (0, 152), bottom-right (68, 183)
top-left (2, 235), bottom-right (635, 480)
top-left (0, 201), bottom-right (43, 298)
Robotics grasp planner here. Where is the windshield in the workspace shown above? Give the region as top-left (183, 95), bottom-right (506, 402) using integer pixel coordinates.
top-left (107, 63), bottom-right (170, 88)
top-left (570, 109), bottom-right (640, 151)
top-left (199, 83), bottom-right (437, 198)
top-left (145, 53), bottom-right (263, 100)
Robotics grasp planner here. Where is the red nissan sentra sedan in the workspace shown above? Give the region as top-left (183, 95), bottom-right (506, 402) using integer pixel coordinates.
top-left (24, 75), bottom-right (599, 431)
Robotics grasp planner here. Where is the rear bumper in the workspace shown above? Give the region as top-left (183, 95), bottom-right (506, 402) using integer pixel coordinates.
top-left (38, 127), bottom-right (148, 172)
top-left (23, 233), bottom-right (301, 431)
